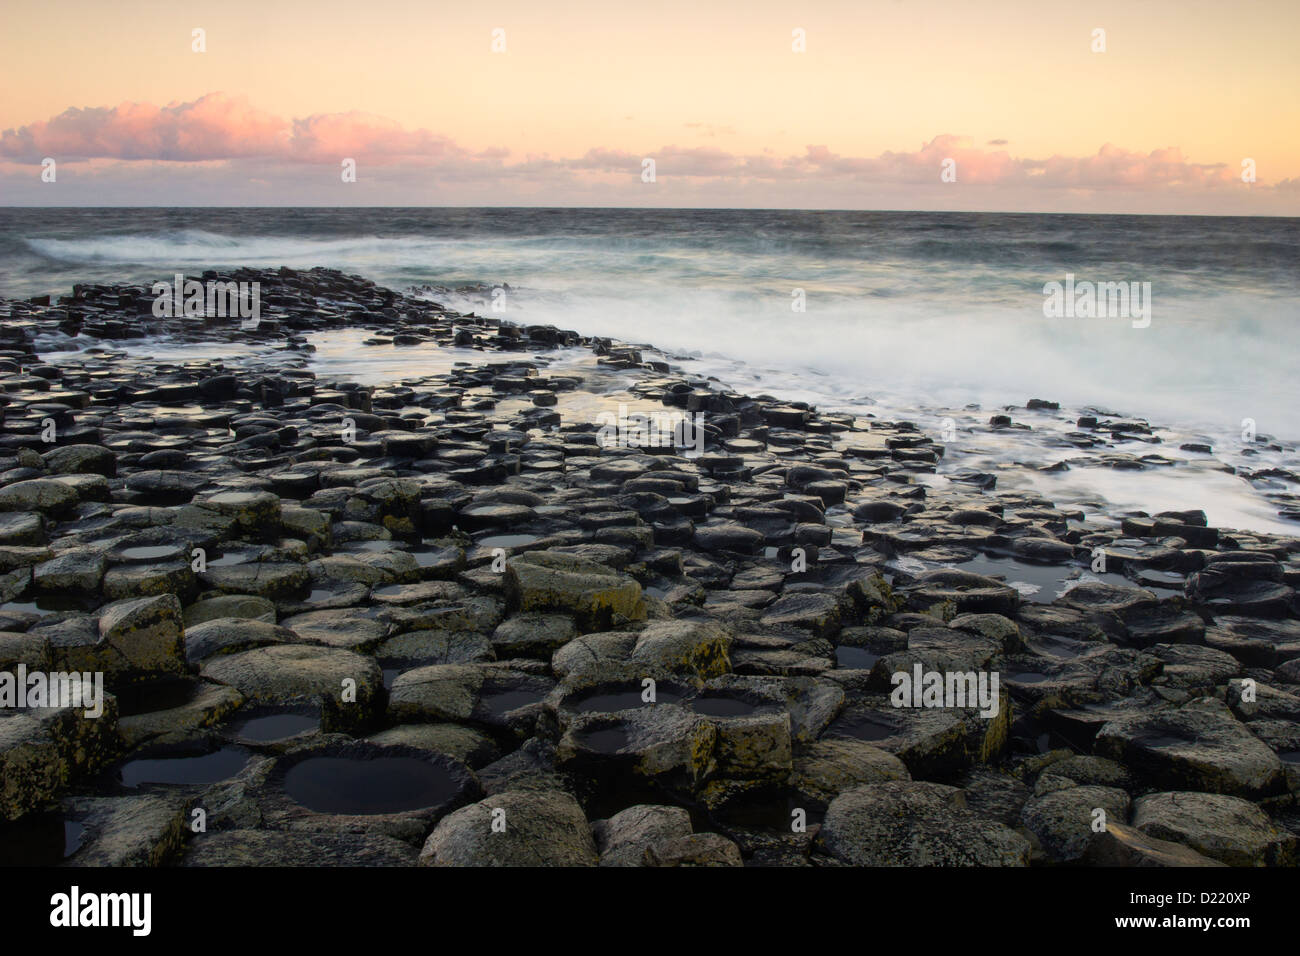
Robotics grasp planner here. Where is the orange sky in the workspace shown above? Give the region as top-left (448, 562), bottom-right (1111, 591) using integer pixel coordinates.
top-left (1, 0), bottom-right (1297, 210)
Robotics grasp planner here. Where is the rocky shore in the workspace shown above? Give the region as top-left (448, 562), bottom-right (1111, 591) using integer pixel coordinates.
top-left (1, 266), bottom-right (1298, 867)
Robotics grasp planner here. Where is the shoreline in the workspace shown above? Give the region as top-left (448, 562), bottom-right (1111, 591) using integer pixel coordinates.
top-left (0, 265), bottom-right (1297, 867)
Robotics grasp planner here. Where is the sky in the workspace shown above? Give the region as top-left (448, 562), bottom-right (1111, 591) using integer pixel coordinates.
top-left (0, 0), bottom-right (1297, 212)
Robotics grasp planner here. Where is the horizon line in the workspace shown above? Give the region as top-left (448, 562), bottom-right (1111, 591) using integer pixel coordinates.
top-left (0, 204), bottom-right (1296, 220)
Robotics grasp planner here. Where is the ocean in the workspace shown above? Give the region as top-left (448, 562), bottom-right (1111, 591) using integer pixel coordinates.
top-left (2, 207), bottom-right (1298, 533)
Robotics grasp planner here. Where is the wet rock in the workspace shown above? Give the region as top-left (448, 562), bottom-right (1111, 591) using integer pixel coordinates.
top-left (1084, 822), bottom-right (1226, 867)
top-left (1131, 791), bottom-right (1297, 866)
top-left (200, 561), bottom-right (310, 599)
top-left (279, 609), bottom-right (387, 652)
top-left (556, 703), bottom-right (717, 794)
top-left (505, 550), bottom-right (646, 631)
top-left (116, 681), bottom-right (243, 749)
top-left (644, 832), bottom-right (744, 867)
top-left (42, 445), bottom-right (117, 478)
top-left (60, 793), bottom-right (190, 866)
top-left (490, 613), bottom-right (577, 658)
top-left (102, 561), bottom-right (196, 602)
top-left (366, 724), bottom-right (500, 769)
top-left (908, 569), bottom-right (1020, 616)
top-left (184, 618), bottom-right (302, 666)
top-left (820, 781), bottom-right (1030, 866)
top-left (184, 828), bottom-right (418, 866)
top-left (419, 789), bottom-right (598, 866)
top-left (0, 479), bottom-right (80, 515)
top-left (1, 704), bottom-right (120, 822)
top-left (201, 644), bottom-right (383, 730)
top-left (376, 629), bottom-right (492, 667)
top-left (183, 594), bottom-right (277, 627)
top-left (1021, 784), bottom-right (1131, 862)
top-left (33, 551), bottom-right (105, 592)
top-left (1094, 697), bottom-right (1284, 798)
top-left (789, 738), bottom-right (911, 811)
top-left (592, 804), bottom-right (693, 867)
top-left (760, 592), bottom-right (847, 638)
top-left (94, 594), bottom-right (187, 683)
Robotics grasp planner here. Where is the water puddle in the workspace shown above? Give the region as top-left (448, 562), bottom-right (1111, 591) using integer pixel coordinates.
top-left (476, 533), bottom-right (540, 549)
top-left (567, 685), bottom-right (686, 713)
top-left (827, 710), bottom-right (901, 742)
top-left (229, 712), bottom-right (319, 742)
top-left (577, 726), bottom-right (630, 753)
top-left (118, 544), bottom-right (183, 561)
top-left (689, 694), bottom-right (775, 718)
top-left (835, 646), bottom-right (879, 669)
top-left (1008, 672), bottom-right (1052, 685)
top-left (118, 746), bottom-right (250, 787)
top-left (283, 756), bottom-right (462, 814)
top-left (953, 554), bottom-right (1130, 603)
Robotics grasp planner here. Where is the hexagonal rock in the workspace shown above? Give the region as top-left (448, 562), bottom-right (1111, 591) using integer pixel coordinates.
top-left (419, 788), bottom-right (598, 866)
top-left (279, 609), bottom-right (387, 651)
top-left (367, 724), bottom-right (500, 769)
top-left (873, 626), bottom-right (1002, 681)
top-left (1057, 582), bottom-right (1159, 627)
top-left (505, 550), bottom-right (645, 632)
top-left (1093, 697), bottom-right (1284, 798)
top-left (491, 613), bottom-right (578, 658)
top-left (644, 833), bottom-right (744, 867)
top-left (193, 490), bottom-right (282, 538)
top-left (823, 695), bottom-right (1012, 780)
top-left (199, 561), bottom-right (310, 599)
top-left (592, 804), bottom-right (694, 867)
top-left (1084, 822), bottom-right (1225, 867)
top-left (94, 593), bottom-right (187, 683)
top-left (101, 561), bottom-right (196, 602)
top-left (0, 479), bottom-right (81, 516)
top-left (703, 673), bottom-right (844, 744)
top-left (41, 444), bottom-right (117, 478)
top-left (376, 629), bottom-right (492, 667)
top-left (116, 681), bottom-right (244, 750)
top-left (184, 618), bottom-right (302, 666)
top-left (33, 551), bottom-right (106, 593)
top-left (631, 620), bottom-right (732, 679)
top-left (556, 703), bottom-right (717, 793)
top-left (0, 631), bottom-right (52, 671)
top-left (201, 644), bottom-right (383, 731)
top-left (1020, 785), bottom-right (1131, 863)
top-left (0, 704), bottom-right (121, 822)
top-left (1131, 791), bottom-right (1297, 866)
top-left (693, 523), bottom-right (765, 554)
top-left (388, 665), bottom-right (552, 738)
top-left (759, 592), bottom-right (846, 639)
top-left (907, 569), bottom-right (1020, 616)
top-left (183, 829), bottom-right (419, 867)
top-left (820, 781), bottom-right (1031, 866)
top-left (387, 664), bottom-right (484, 723)
top-left (60, 792), bottom-right (191, 866)
top-left (789, 738), bottom-right (911, 811)
top-left (182, 594), bottom-right (277, 627)
top-left (251, 739), bottom-right (478, 841)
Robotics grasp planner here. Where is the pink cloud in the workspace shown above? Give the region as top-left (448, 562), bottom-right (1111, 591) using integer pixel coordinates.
top-left (0, 94), bottom-right (1276, 193)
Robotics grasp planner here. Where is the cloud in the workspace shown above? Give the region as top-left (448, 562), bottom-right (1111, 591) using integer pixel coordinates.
top-left (0, 94), bottom-right (1287, 210)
